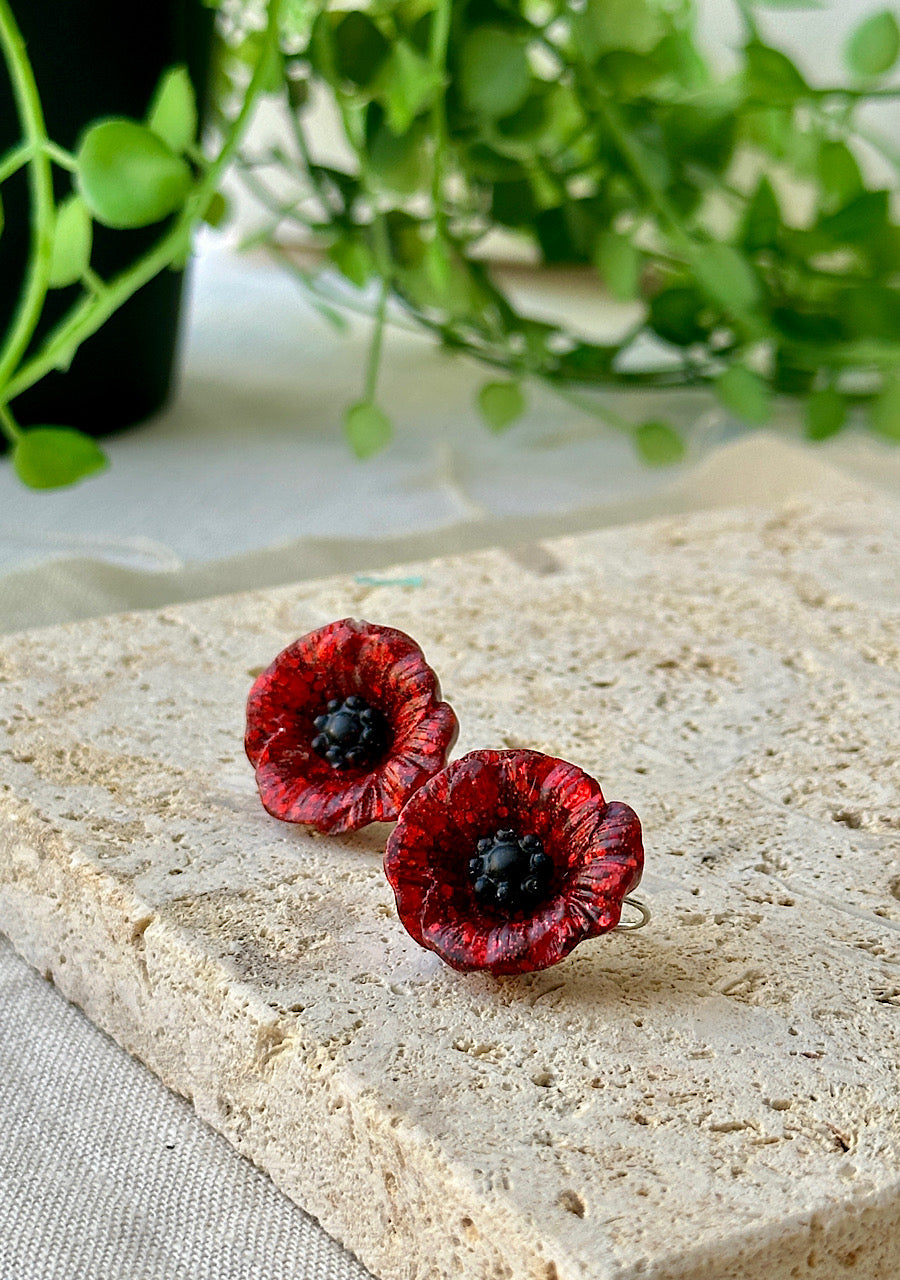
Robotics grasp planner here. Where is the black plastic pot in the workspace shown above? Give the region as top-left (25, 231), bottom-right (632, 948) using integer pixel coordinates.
top-left (0, 0), bottom-right (214, 449)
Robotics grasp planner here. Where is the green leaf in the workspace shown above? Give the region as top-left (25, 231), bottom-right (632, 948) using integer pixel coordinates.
top-left (424, 236), bottom-right (451, 297)
top-left (594, 231), bottom-right (641, 301)
top-left (202, 190), bottom-right (228, 228)
top-left (493, 90), bottom-right (554, 153)
top-left (805, 387), bottom-right (847, 441)
top-left (76, 119), bottom-right (192, 228)
top-left (230, 31), bottom-right (284, 94)
top-left (783, 125), bottom-right (820, 178)
top-left (385, 210), bottom-right (427, 267)
top-left (287, 74), bottom-right (310, 112)
top-left (817, 190), bottom-right (889, 244)
top-left (344, 401), bottom-right (392, 458)
top-left (477, 381), bottom-right (526, 433)
top-left (745, 42), bottom-right (809, 104)
top-left (773, 306), bottom-right (843, 345)
top-left (715, 365), bottom-right (772, 425)
top-left (366, 118), bottom-right (429, 195)
top-left (331, 11), bottom-right (389, 88)
top-left (773, 352), bottom-right (815, 396)
top-left (870, 376), bottom-right (900, 441)
top-left (654, 30), bottom-right (710, 89)
top-left (460, 28), bottom-right (531, 120)
top-left (48, 195), bottom-right (92, 288)
top-left (399, 241), bottom-right (483, 320)
top-left (845, 10), bottom-right (900, 79)
top-left (596, 50), bottom-right (665, 97)
top-left (308, 163), bottom-right (360, 217)
top-left (649, 287), bottom-right (710, 347)
top-left (741, 176), bottom-right (780, 251)
top-left (661, 104), bottom-right (736, 171)
top-left (870, 224), bottom-right (900, 275)
top-left (12, 427), bottom-right (108, 490)
top-left (374, 40), bottom-right (442, 135)
top-left (328, 234), bottom-right (374, 288)
top-left (839, 286), bottom-right (900, 342)
top-left (146, 66), bottom-right (197, 154)
top-left (741, 105), bottom-right (792, 157)
top-left (817, 141), bottom-right (864, 213)
top-left (491, 176), bottom-right (536, 227)
top-left (634, 420), bottom-right (686, 466)
top-left (528, 167), bottom-right (564, 215)
top-left (573, 0), bottom-right (665, 58)
top-left (692, 243), bottom-right (762, 314)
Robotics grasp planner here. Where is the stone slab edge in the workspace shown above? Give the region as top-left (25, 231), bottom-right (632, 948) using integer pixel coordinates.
top-left (1, 498), bottom-right (899, 1280)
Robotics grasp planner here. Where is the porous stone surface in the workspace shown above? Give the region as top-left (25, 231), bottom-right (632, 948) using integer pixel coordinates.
top-left (1, 495), bottom-right (899, 1280)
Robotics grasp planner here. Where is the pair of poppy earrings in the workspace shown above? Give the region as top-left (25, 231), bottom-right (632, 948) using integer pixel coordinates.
top-left (245, 618), bottom-right (647, 976)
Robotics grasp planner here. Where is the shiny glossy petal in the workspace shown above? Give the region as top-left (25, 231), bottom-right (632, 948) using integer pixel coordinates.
top-left (247, 619), bottom-right (458, 833)
top-left (420, 884), bottom-right (586, 975)
top-left (384, 749), bottom-right (644, 974)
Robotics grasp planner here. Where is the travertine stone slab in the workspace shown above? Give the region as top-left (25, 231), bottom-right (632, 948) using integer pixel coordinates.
top-left (1, 496), bottom-right (899, 1280)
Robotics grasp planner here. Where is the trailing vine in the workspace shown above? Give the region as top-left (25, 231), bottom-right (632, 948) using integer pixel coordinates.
top-left (1, 0), bottom-right (898, 485)
top-left (223, 0), bottom-right (900, 460)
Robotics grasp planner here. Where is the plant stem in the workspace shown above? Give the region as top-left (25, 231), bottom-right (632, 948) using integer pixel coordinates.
top-left (590, 95), bottom-right (689, 244)
top-left (232, 161), bottom-right (306, 231)
top-left (363, 276), bottom-right (390, 404)
top-left (265, 243), bottom-right (350, 332)
top-left (848, 121), bottom-right (900, 177)
top-left (429, 0), bottom-right (452, 239)
top-left (544, 381), bottom-right (633, 433)
top-left (3, 0), bottom-right (284, 405)
top-left (389, 289), bottom-right (696, 390)
top-left (81, 266), bottom-right (106, 296)
top-left (0, 140), bottom-right (30, 183)
top-left (541, 35), bottom-right (693, 249)
top-left (818, 86), bottom-right (900, 100)
top-left (733, 0), bottom-right (760, 42)
top-left (0, 400), bottom-right (21, 444)
top-left (0, 0), bottom-right (56, 390)
top-left (43, 140), bottom-right (76, 171)
top-left (283, 99), bottom-right (341, 221)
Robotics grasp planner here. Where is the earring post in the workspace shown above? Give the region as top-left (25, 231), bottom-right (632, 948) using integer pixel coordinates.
top-left (614, 895), bottom-right (650, 931)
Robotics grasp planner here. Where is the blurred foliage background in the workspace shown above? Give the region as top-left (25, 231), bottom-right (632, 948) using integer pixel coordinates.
top-left (1, 0), bottom-right (898, 487)
top-left (220, 0), bottom-right (900, 461)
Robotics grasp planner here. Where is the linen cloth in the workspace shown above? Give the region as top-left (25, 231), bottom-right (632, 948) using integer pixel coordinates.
top-left (0, 935), bottom-right (373, 1280)
top-left (1, 241), bottom-right (899, 1280)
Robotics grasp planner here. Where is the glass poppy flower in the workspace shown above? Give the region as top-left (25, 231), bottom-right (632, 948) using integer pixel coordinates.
top-left (383, 749), bottom-right (644, 975)
top-left (246, 618), bottom-right (458, 834)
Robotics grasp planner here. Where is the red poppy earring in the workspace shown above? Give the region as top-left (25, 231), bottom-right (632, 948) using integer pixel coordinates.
top-left (383, 749), bottom-right (647, 975)
top-left (245, 618), bottom-right (458, 834)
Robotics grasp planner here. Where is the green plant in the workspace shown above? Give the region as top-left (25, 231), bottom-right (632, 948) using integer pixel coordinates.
top-left (0, 0), bottom-right (282, 486)
top-left (224, 0), bottom-right (900, 460)
top-left (1, 0), bottom-right (898, 487)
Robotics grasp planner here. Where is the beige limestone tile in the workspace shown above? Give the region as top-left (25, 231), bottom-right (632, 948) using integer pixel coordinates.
top-left (1, 494), bottom-right (899, 1280)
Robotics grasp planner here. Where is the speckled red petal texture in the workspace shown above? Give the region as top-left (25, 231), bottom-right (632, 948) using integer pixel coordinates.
top-left (383, 749), bottom-right (644, 975)
top-left (245, 619), bottom-right (458, 834)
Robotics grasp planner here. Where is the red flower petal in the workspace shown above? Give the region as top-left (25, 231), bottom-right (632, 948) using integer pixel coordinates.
top-left (246, 619), bottom-right (458, 834)
top-left (384, 749), bottom-right (644, 974)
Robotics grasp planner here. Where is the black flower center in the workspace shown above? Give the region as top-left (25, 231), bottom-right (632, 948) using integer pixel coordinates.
top-left (468, 828), bottom-right (553, 913)
top-left (311, 695), bottom-right (388, 770)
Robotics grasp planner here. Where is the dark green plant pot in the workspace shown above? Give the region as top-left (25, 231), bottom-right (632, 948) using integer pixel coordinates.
top-left (0, 0), bottom-right (214, 451)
